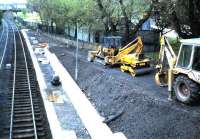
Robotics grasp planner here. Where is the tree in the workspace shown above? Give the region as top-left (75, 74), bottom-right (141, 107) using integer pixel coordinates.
top-left (153, 0), bottom-right (200, 38)
top-left (95, 0), bottom-right (119, 34)
top-left (28, 0), bottom-right (155, 41)
top-left (95, 0), bottom-right (153, 41)
top-left (174, 0), bottom-right (200, 38)
top-left (28, 0), bottom-right (98, 34)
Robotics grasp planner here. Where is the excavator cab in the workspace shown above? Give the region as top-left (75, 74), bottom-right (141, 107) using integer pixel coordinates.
top-left (100, 36), bottom-right (122, 57)
top-left (87, 36), bottom-right (122, 64)
top-left (102, 36), bottom-right (122, 49)
top-left (172, 42), bottom-right (200, 103)
top-left (176, 44), bottom-right (200, 72)
top-left (174, 40), bottom-right (200, 84)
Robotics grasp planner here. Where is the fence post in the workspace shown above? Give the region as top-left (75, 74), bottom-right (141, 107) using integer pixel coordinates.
top-left (75, 22), bottom-right (79, 81)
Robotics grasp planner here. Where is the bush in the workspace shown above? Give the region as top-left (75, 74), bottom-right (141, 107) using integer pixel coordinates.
top-left (168, 37), bottom-right (181, 54)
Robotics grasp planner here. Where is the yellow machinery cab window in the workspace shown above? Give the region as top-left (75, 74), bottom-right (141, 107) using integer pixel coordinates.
top-left (177, 45), bottom-right (193, 68)
top-left (192, 46), bottom-right (200, 71)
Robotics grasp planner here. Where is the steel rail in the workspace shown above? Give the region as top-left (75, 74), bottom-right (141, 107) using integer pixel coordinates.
top-left (0, 20), bottom-right (9, 69)
top-left (9, 20), bottom-right (16, 139)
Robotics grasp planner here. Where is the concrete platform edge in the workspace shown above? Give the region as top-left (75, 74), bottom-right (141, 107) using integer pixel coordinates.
top-left (21, 29), bottom-right (66, 139)
top-left (44, 44), bottom-right (127, 139)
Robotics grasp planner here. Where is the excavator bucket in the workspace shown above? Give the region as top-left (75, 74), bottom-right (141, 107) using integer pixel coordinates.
top-left (155, 72), bottom-right (168, 86)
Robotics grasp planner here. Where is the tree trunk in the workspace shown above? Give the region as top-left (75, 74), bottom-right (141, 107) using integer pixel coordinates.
top-left (88, 25), bottom-right (91, 42)
top-left (67, 25), bottom-right (70, 36)
top-left (50, 20), bottom-right (54, 33)
top-left (119, 0), bottom-right (130, 42)
top-left (74, 24), bottom-right (77, 39)
top-left (96, 0), bottom-right (116, 34)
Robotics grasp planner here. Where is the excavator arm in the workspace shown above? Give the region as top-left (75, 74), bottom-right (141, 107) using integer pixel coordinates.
top-left (104, 36), bottom-right (144, 65)
top-left (155, 35), bottom-right (177, 99)
top-left (157, 36), bottom-right (177, 69)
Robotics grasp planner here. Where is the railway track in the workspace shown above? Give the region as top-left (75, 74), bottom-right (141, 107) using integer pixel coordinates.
top-left (0, 20), bottom-right (52, 139)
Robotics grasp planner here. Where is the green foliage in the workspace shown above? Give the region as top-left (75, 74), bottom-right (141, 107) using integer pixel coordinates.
top-left (168, 37), bottom-right (180, 54)
top-left (17, 11), bottom-right (27, 19)
top-left (28, 0), bottom-right (96, 24)
top-left (153, 0), bottom-right (200, 38)
top-left (28, 0), bottom-right (200, 38)
top-left (28, 0), bottom-right (152, 30)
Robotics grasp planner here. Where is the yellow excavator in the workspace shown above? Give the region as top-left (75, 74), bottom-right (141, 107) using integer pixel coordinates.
top-left (105, 36), bottom-right (152, 76)
top-left (155, 35), bottom-right (200, 104)
top-left (88, 36), bottom-right (122, 65)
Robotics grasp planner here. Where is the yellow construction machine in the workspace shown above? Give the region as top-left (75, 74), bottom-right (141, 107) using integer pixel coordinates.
top-left (105, 36), bottom-right (152, 76)
top-left (155, 35), bottom-right (200, 104)
top-left (88, 36), bottom-right (122, 65)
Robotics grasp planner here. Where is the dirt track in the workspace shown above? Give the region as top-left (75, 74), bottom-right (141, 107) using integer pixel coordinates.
top-left (30, 31), bottom-right (200, 139)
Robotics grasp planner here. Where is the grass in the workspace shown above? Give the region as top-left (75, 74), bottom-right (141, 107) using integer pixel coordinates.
top-left (17, 11), bottom-right (41, 22)
top-left (145, 36), bottom-right (181, 64)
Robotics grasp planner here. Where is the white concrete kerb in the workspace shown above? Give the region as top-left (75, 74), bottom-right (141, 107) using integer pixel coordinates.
top-left (44, 43), bottom-right (127, 139)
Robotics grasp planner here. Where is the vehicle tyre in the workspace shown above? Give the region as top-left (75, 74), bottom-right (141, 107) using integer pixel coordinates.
top-left (174, 75), bottom-right (200, 104)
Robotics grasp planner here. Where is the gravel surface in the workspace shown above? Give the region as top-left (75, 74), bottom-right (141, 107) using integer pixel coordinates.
top-left (30, 30), bottom-right (200, 139)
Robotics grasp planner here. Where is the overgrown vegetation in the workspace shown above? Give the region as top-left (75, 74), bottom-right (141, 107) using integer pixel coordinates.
top-left (28, 0), bottom-right (200, 40)
top-left (154, 0), bottom-right (200, 39)
top-left (28, 0), bottom-right (153, 40)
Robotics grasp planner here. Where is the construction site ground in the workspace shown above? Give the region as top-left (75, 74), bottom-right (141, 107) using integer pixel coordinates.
top-left (28, 30), bottom-right (200, 139)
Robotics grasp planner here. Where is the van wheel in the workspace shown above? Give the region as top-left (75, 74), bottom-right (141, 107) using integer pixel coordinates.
top-left (174, 75), bottom-right (200, 104)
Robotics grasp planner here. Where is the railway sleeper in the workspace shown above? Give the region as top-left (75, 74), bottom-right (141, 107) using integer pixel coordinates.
top-left (14, 103), bottom-right (39, 108)
top-left (15, 105), bottom-right (41, 110)
top-left (9, 93), bottom-right (38, 97)
top-left (13, 112), bottom-right (42, 118)
top-left (11, 88), bottom-right (37, 92)
top-left (13, 116), bottom-right (43, 123)
top-left (13, 134), bottom-right (35, 139)
top-left (12, 132), bottom-right (45, 139)
top-left (12, 128), bottom-right (46, 137)
top-left (14, 108), bottom-right (41, 114)
top-left (13, 99), bottom-right (39, 104)
top-left (14, 105), bottom-right (40, 111)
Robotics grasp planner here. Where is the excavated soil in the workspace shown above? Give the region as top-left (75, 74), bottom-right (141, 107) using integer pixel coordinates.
top-left (30, 31), bottom-right (200, 139)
